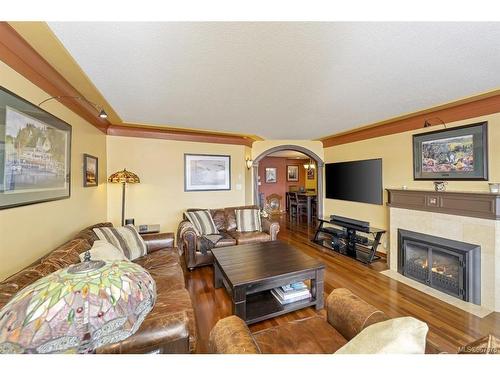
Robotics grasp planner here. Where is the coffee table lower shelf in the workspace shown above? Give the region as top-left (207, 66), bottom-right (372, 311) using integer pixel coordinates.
top-left (245, 290), bottom-right (317, 325)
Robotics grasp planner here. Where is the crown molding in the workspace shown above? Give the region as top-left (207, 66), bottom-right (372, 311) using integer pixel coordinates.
top-left (321, 91), bottom-right (500, 148)
top-left (0, 22), bottom-right (109, 133)
top-left (107, 124), bottom-right (255, 147)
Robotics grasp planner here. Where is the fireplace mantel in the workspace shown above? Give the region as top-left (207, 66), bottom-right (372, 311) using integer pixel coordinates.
top-left (386, 189), bottom-right (500, 220)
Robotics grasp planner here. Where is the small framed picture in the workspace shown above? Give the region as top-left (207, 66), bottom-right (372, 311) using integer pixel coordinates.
top-left (265, 167), bottom-right (277, 183)
top-left (307, 167), bottom-right (315, 180)
top-left (287, 165), bottom-right (299, 181)
top-left (184, 154), bottom-right (231, 191)
top-left (83, 154), bottom-right (98, 187)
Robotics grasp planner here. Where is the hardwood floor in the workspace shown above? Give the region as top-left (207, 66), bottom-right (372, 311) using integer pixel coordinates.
top-left (185, 216), bottom-right (500, 354)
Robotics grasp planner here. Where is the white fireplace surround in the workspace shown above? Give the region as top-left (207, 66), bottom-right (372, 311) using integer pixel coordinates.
top-left (386, 207), bottom-right (500, 315)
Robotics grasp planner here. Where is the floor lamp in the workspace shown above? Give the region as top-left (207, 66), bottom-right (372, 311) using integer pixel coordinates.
top-left (108, 169), bottom-right (140, 226)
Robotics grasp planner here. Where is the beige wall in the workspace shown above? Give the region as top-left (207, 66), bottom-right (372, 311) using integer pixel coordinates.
top-left (0, 61), bottom-right (108, 280)
top-left (106, 136), bottom-right (247, 234)
top-left (323, 113), bottom-right (500, 252)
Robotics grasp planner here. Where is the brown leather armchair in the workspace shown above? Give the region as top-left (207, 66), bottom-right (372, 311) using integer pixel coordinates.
top-left (177, 205), bottom-right (280, 270)
top-left (208, 288), bottom-right (389, 354)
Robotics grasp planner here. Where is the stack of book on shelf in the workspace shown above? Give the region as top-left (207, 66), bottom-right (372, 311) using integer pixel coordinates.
top-left (271, 282), bottom-right (311, 305)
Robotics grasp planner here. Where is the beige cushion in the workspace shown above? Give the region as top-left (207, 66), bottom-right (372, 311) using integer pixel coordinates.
top-left (335, 317), bottom-right (428, 354)
top-left (235, 208), bottom-right (262, 232)
top-left (79, 240), bottom-right (128, 262)
top-left (93, 225), bottom-right (147, 260)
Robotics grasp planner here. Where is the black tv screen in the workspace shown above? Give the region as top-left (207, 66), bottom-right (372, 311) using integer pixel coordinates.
top-left (325, 159), bottom-right (383, 205)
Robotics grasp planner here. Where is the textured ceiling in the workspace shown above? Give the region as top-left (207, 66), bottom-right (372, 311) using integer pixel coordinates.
top-left (48, 22), bottom-right (500, 139)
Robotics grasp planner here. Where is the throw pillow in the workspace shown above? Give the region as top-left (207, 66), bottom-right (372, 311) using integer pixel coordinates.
top-left (235, 208), bottom-right (262, 232)
top-left (334, 317), bottom-right (428, 354)
top-left (79, 240), bottom-right (128, 262)
top-left (93, 225), bottom-right (147, 261)
top-left (185, 210), bottom-right (219, 235)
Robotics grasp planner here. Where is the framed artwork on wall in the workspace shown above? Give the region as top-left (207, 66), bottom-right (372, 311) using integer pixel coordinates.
top-left (83, 154), bottom-right (98, 187)
top-left (287, 165), bottom-right (299, 182)
top-left (265, 167), bottom-right (277, 183)
top-left (0, 86), bottom-right (72, 210)
top-left (413, 122), bottom-right (488, 180)
top-left (184, 154), bottom-right (231, 191)
top-left (307, 167), bottom-right (315, 180)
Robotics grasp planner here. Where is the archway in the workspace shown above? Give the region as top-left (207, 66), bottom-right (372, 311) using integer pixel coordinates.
top-left (252, 145), bottom-right (324, 219)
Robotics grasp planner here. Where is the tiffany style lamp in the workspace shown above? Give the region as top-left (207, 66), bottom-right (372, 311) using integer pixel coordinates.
top-left (0, 256), bottom-right (156, 354)
top-left (108, 169), bottom-right (141, 226)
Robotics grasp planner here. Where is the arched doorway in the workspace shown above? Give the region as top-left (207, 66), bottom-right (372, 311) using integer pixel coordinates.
top-left (252, 145), bottom-right (324, 219)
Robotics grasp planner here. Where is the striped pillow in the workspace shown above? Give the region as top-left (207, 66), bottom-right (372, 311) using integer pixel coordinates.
top-left (93, 225), bottom-right (147, 260)
top-left (235, 208), bottom-right (262, 232)
top-left (185, 210), bottom-right (219, 235)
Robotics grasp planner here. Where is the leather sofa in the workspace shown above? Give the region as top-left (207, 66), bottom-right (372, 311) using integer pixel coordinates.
top-left (209, 288), bottom-right (390, 354)
top-left (0, 222), bottom-right (197, 354)
top-left (177, 205), bottom-right (280, 270)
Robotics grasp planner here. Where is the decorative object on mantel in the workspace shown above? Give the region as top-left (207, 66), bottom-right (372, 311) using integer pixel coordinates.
top-left (38, 95), bottom-right (108, 119)
top-left (489, 183), bottom-right (500, 194)
top-left (0, 86), bottom-right (72, 210)
top-left (413, 122), bottom-right (488, 181)
top-left (83, 154), bottom-right (98, 187)
top-left (0, 259), bottom-right (156, 353)
top-left (433, 181), bottom-right (448, 192)
top-left (386, 189), bottom-right (500, 220)
top-left (184, 154), bottom-right (231, 191)
top-left (108, 169), bottom-right (140, 226)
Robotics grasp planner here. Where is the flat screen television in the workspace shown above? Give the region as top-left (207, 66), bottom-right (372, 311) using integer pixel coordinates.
top-left (325, 158), bottom-right (383, 205)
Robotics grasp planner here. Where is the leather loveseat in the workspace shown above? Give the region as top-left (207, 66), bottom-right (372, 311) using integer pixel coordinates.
top-left (209, 288), bottom-right (390, 354)
top-left (0, 223), bottom-right (197, 354)
top-left (177, 205), bottom-right (280, 270)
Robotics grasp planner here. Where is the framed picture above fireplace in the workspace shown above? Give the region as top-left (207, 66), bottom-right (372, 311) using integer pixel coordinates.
top-left (413, 121), bottom-right (488, 180)
top-left (413, 122), bottom-right (488, 180)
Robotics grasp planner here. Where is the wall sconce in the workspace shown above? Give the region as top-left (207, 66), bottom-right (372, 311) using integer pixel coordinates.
top-left (423, 117), bottom-right (446, 129)
top-left (246, 158), bottom-right (253, 169)
top-left (39, 95), bottom-right (108, 119)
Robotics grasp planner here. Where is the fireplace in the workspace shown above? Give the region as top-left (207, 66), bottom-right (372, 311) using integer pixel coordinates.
top-left (398, 229), bottom-right (481, 304)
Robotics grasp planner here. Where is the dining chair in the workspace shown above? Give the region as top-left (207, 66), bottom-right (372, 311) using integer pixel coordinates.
top-left (289, 192), bottom-right (307, 222)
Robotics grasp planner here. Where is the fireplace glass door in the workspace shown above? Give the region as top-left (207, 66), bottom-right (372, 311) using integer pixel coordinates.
top-left (402, 240), bottom-right (463, 299)
top-left (404, 241), bottom-right (429, 283)
top-left (430, 249), bottom-right (461, 297)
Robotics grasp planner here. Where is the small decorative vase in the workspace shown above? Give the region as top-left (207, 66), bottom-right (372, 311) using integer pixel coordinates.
top-left (433, 181), bottom-right (448, 192)
top-left (489, 183), bottom-right (500, 193)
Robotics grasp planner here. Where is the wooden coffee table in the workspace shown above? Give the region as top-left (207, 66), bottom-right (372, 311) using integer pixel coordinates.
top-left (212, 240), bottom-right (325, 324)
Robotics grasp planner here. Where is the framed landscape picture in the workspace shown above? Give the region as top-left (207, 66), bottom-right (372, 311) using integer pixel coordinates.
top-left (413, 122), bottom-right (488, 180)
top-left (265, 167), bottom-right (277, 183)
top-left (83, 154), bottom-right (98, 187)
top-left (184, 154), bottom-right (231, 191)
top-left (0, 87), bottom-right (71, 210)
top-left (287, 165), bottom-right (299, 181)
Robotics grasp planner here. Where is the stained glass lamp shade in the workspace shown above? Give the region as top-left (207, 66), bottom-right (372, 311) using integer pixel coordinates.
top-left (0, 260), bottom-right (156, 354)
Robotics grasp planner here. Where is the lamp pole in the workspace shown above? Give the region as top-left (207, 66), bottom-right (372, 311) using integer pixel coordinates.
top-left (121, 182), bottom-right (126, 226)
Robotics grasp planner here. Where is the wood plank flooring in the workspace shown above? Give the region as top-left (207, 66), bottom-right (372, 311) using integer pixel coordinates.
top-left (184, 216), bottom-right (500, 354)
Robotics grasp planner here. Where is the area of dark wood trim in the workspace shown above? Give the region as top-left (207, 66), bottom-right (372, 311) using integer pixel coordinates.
top-left (107, 124), bottom-right (255, 146)
top-left (322, 93), bottom-right (500, 147)
top-left (387, 189), bottom-right (500, 220)
top-left (0, 22), bottom-right (109, 133)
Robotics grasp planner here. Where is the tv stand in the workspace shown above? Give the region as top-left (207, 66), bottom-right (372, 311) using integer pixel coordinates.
top-left (313, 216), bottom-right (386, 264)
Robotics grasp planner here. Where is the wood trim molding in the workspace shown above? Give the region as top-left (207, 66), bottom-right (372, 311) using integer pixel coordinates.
top-left (107, 124), bottom-right (255, 147)
top-left (0, 22), bottom-right (109, 133)
top-left (387, 189), bottom-right (500, 220)
top-left (321, 93), bottom-right (500, 148)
